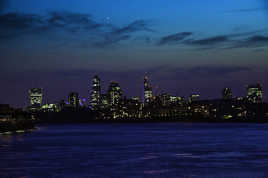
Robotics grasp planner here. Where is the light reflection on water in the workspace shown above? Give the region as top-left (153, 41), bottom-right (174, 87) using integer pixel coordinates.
top-left (0, 134), bottom-right (24, 142)
top-left (1, 123), bottom-right (268, 177)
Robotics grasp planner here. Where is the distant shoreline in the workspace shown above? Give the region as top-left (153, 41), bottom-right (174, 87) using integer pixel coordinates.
top-left (0, 129), bottom-right (36, 135)
top-left (37, 117), bottom-right (268, 124)
top-left (1, 118), bottom-right (267, 135)
top-left (0, 120), bottom-right (35, 135)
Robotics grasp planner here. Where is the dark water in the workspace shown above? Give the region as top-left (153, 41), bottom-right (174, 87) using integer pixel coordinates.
top-left (1, 123), bottom-right (268, 178)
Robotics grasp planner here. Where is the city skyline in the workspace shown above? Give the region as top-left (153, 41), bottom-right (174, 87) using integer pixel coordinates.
top-left (1, 0), bottom-right (268, 107)
top-left (2, 73), bottom-right (268, 108)
top-left (27, 75), bottom-right (264, 109)
top-left (22, 74), bottom-right (265, 121)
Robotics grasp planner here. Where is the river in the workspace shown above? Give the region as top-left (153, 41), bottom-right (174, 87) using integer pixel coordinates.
top-left (1, 123), bottom-right (268, 177)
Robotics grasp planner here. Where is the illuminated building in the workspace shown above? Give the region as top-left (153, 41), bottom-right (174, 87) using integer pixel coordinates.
top-left (144, 76), bottom-right (153, 103)
top-left (107, 82), bottom-right (122, 106)
top-left (170, 96), bottom-right (183, 103)
top-left (246, 83), bottom-right (263, 103)
top-left (189, 94), bottom-right (200, 103)
top-left (29, 88), bottom-right (43, 106)
top-left (91, 75), bottom-right (101, 108)
top-left (68, 92), bottom-right (80, 108)
top-left (222, 88), bottom-right (232, 100)
top-left (159, 93), bottom-right (171, 106)
top-left (41, 104), bottom-right (58, 112)
top-left (100, 94), bottom-right (109, 108)
top-left (121, 97), bottom-right (142, 118)
top-left (236, 97), bottom-right (244, 101)
top-left (131, 97), bottom-right (140, 102)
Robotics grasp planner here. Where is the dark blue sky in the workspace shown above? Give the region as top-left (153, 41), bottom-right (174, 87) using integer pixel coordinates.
top-left (1, 0), bottom-right (268, 107)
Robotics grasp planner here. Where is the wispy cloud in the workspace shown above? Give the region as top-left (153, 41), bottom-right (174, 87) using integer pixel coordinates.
top-left (112, 20), bottom-right (153, 35)
top-left (186, 35), bottom-right (229, 46)
top-left (0, 11), bottom-right (104, 39)
top-left (0, 9), bottom-right (267, 51)
top-left (230, 35), bottom-right (268, 48)
top-left (0, 11), bottom-right (154, 48)
top-left (0, 13), bottom-right (43, 37)
top-left (47, 11), bottom-right (104, 32)
top-left (158, 32), bottom-right (193, 45)
top-left (94, 20), bottom-right (154, 48)
top-left (158, 30), bottom-right (268, 50)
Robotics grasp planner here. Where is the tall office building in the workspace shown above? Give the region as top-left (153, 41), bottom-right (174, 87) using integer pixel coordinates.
top-left (144, 76), bottom-right (153, 103)
top-left (101, 94), bottom-right (109, 108)
top-left (246, 83), bottom-right (263, 103)
top-left (29, 88), bottom-right (43, 106)
top-left (107, 82), bottom-right (122, 106)
top-left (222, 88), bottom-right (232, 100)
top-left (68, 92), bottom-right (80, 108)
top-left (91, 75), bottom-right (101, 108)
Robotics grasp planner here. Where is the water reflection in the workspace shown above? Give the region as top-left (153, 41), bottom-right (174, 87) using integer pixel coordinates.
top-left (1, 123), bottom-right (268, 178)
top-left (0, 134), bottom-right (25, 143)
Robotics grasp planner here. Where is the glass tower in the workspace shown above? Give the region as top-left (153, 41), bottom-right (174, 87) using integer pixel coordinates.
top-left (68, 92), bottom-right (80, 108)
top-left (29, 88), bottom-right (43, 106)
top-left (222, 88), bottom-right (232, 100)
top-left (91, 75), bottom-right (101, 108)
top-left (247, 84), bottom-right (263, 103)
top-left (144, 76), bottom-right (153, 103)
top-left (107, 82), bottom-right (122, 106)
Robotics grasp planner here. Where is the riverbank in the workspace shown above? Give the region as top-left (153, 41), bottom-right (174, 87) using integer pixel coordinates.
top-left (37, 115), bottom-right (268, 124)
top-left (0, 120), bottom-right (35, 134)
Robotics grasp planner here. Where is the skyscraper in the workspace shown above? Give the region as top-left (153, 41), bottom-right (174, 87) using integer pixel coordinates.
top-left (91, 75), bottom-right (101, 108)
top-left (107, 82), bottom-right (122, 106)
top-left (29, 88), bottom-right (43, 106)
top-left (222, 88), bottom-right (232, 100)
top-left (100, 94), bottom-right (109, 108)
top-left (68, 92), bottom-right (80, 108)
top-left (144, 76), bottom-right (153, 103)
top-left (246, 83), bottom-right (263, 103)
